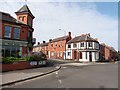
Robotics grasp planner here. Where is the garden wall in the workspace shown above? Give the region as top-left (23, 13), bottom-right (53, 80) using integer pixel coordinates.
top-left (0, 61), bottom-right (47, 72)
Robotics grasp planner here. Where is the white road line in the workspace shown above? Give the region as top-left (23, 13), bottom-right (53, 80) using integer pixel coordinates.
top-left (58, 79), bottom-right (62, 84)
top-left (55, 71), bottom-right (59, 75)
top-left (62, 67), bottom-right (67, 69)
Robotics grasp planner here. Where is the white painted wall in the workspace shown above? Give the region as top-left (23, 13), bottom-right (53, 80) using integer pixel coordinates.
top-left (66, 49), bottom-right (72, 59)
top-left (66, 41), bottom-right (100, 61)
top-left (92, 52), bottom-right (95, 61)
top-left (79, 52), bottom-right (89, 62)
top-left (48, 51), bottom-right (50, 58)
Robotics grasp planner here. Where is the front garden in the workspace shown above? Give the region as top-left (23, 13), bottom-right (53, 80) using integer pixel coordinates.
top-left (1, 51), bottom-right (48, 72)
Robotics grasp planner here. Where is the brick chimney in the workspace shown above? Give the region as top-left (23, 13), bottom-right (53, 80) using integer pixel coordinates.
top-left (68, 32), bottom-right (71, 40)
top-left (68, 32), bottom-right (71, 37)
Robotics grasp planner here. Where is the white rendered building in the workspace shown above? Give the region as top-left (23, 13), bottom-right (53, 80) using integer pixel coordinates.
top-left (66, 34), bottom-right (100, 62)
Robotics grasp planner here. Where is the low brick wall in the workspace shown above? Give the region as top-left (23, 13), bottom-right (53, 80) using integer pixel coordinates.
top-left (0, 60), bottom-right (47, 72)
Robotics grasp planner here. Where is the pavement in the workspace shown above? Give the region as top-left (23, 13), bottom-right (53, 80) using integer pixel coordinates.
top-left (1, 64), bottom-right (61, 87)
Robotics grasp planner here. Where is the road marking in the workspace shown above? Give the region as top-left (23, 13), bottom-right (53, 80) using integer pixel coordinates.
top-left (55, 66), bottom-right (60, 69)
top-left (62, 67), bottom-right (67, 69)
top-left (58, 79), bottom-right (62, 84)
top-left (55, 71), bottom-right (59, 75)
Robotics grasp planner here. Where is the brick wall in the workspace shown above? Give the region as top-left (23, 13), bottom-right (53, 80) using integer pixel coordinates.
top-left (48, 40), bottom-right (66, 59)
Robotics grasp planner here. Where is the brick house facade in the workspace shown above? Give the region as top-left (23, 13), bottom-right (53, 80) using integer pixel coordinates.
top-left (1, 5), bottom-right (35, 57)
top-left (100, 43), bottom-right (118, 61)
top-left (48, 32), bottom-right (72, 59)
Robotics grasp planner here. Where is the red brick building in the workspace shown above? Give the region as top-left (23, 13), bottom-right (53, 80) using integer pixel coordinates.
top-left (100, 43), bottom-right (118, 61)
top-left (48, 32), bottom-right (72, 59)
top-left (0, 5), bottom-right (35, 57)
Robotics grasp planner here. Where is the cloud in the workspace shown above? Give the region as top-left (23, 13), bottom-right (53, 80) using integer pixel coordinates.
top-left (30, 2), bottom-right (118, 49)
top-left (0, 1), bottom-right (118, 50)
top-left (0, 0), bottom-right (119, 2)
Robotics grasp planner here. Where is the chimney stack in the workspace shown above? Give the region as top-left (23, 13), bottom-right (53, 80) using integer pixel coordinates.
top-left (68, 32), bottom-right (71, 40)
top-left (49, 39), bottom-right (52, 42)
top-left (38, 42), bottom-right (40, 45)
top-left (43, 41), bottom-right (46, 43)
top-left (68, 32), bottom-right (71, 37)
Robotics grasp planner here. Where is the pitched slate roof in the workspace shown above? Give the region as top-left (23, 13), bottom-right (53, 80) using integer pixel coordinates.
top-left (15, 5), bottom-right (34, 18)
top-left (40, 42), bottom-right (49, 47)
top-left (0, 11), bottom-right (25, 25)
top-left (51, 36), bottom-right (69, 43)
top-left (33, 42), bottom-right (49, 48)
top-left (67, 34), bottom-right (98, 43)
top-left (101, 43), bottom-right (117, 52)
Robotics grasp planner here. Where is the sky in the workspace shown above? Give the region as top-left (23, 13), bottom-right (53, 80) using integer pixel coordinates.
top-left (0, 0), bottom-right (118, 50)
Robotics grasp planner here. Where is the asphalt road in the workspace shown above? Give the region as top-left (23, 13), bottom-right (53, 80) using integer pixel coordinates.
top-left (3, 60), bottom-right (118, 88)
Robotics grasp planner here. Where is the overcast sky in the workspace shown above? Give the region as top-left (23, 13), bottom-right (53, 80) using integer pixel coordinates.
top-left (0, 0), bottom-right (118, 50)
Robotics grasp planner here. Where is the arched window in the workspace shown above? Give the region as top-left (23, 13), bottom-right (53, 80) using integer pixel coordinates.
top-left (22, 16), bottom-right (26, 21)
top-left (19, 16), bottom-right (22, 21)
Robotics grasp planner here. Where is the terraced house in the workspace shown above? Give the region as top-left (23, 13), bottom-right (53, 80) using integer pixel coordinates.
top-left (48, 32), bottom-right (72, 59)
top-left (0, 5), bottom-right (36, 57)
top-left (100, 43), bottom-right (118, 61)
top-left (66, 33), bottom-right (100, 62)
top-left (33, 41), bottom-right (49, 57)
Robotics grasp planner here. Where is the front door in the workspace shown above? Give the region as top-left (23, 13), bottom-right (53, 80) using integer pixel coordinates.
top-left (74, 51), bottom-right (77, 59)
top-left (89, 52), bottom-right (92, 62)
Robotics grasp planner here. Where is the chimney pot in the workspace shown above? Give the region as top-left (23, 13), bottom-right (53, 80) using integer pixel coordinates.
top-left (49, 39), bottom-right (52, 42)
top-left (38, 42), bottom-right (40, 45)
top-left (43, 41), bottom-right (46, 43)
top-left (68, 32), bottom-right (71, 36)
